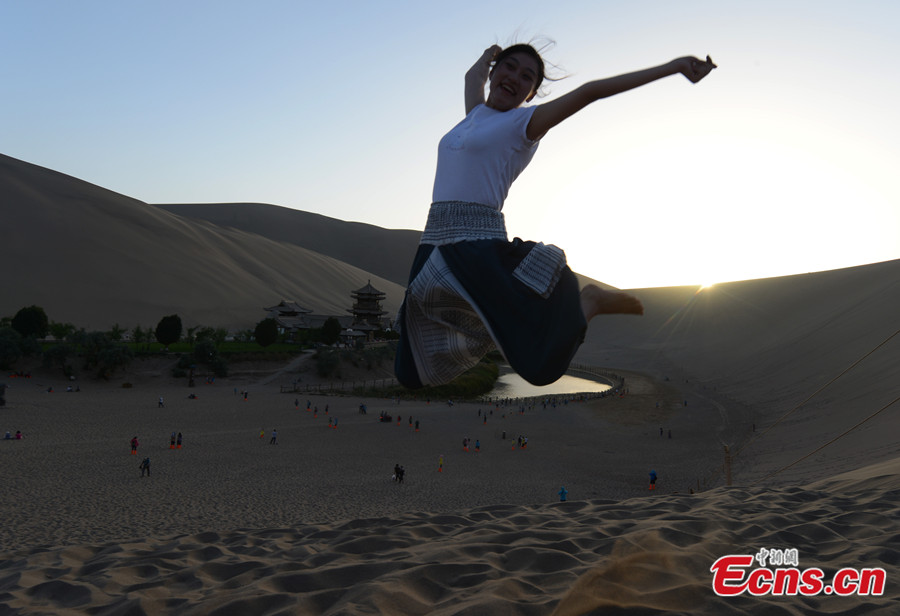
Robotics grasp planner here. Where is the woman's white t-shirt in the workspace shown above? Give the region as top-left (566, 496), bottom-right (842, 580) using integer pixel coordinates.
top-left (431, 104), bottom-right (539, 210)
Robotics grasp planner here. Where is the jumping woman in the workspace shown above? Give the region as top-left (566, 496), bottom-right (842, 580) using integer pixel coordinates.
top-left (395, 43), bottom-right (716, 389)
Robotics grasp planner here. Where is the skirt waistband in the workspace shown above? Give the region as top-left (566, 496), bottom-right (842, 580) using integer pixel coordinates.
top-left (420, 201), bottom-right (508, 246)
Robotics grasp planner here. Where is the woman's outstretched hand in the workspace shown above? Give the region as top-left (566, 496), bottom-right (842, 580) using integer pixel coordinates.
top-left (676, 55), bottom-right (717, 83)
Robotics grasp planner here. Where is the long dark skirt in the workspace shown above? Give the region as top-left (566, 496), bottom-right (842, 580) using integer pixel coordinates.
top-left (395, 238), bottom-right (587, 389)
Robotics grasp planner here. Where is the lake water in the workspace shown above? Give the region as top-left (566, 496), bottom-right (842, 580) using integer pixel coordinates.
top-left (488, 371), bottom-right (612, 399)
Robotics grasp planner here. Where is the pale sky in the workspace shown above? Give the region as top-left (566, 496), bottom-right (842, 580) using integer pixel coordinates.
top-left (3, 1), bottom-right (898, 289)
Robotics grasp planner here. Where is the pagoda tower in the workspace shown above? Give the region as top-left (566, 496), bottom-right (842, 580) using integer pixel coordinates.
top-left (348, 280), bottom-right (387, 339)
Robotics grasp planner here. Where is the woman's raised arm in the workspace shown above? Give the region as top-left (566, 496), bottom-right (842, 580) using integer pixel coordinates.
top-left (465, 45), bottom-right (502, 115)
top-left (526, 55), bottom-right (716, 141)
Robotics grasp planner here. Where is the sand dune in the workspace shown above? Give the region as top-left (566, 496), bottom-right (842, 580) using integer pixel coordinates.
top-left (1, 368), bottom-right (897, 615)
top-left (1, 153), bottom-right (616, 331)
top-left (5, 472), bottom-right (897, 615)
top-left (2, 151), bottom-right (899, 614)
top-left (576, 259), bottom-right (900, 487)
top-left (0, 154), bottom-right (407, 330)
top-left (152, 203), bottom-right (422, 288)
top-left (151, 202), bottom-right (619, 294)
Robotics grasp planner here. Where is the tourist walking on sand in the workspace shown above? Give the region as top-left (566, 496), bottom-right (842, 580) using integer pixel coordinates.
top-left (649, 469), bottom-right (658, 491)
top-left (158, 396), bottom-right (164, 408)
top-left (558, 486), bottom-right (568, 502)
top-left (139, 456), bottom-right (151, 477)
top-left (394, 42), bottom-right (714, 389)
top-left (130, 436), bottom-right (139, 455)
top-left (270, 429), bottom-right (278, 445)
top-left (176, 432), bottom-right (183, 449)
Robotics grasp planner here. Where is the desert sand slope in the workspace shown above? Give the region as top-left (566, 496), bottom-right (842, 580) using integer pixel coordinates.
top-left (3, 476), bottom-right (898, 616)
top-left (0, 372), bottom-right (897, 615)
top-left (1, 415), bottom-right (897, 616)
top-left (152, 203), bottom-right (620, 293)
top-left (153, 203), bottom-right (422, 288)
top-left (576, 259), bottom-right (900, 486)
top-left (0, 154), bottom-right (405, 329)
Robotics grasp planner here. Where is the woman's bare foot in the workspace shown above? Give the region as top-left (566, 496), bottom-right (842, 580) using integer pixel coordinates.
top-left (580, 284), bottom-right (644, 321)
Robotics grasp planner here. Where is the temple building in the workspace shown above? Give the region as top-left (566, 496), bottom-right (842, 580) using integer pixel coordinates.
top-left (347, 280), bottom-right (388, 341)
top-left (263, 300), bottom-right (313, 338)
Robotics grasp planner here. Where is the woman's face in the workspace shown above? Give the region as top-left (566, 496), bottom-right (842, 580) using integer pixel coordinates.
top-left (486, 52), bottom-right (540, 111)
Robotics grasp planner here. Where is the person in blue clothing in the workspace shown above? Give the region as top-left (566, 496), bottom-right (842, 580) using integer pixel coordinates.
top-left (649, 469), bottom-right (658, 490)
top-left (395, 42), bottom-right (715, 390)
top-left (558, 486), bottom-right (568, 502)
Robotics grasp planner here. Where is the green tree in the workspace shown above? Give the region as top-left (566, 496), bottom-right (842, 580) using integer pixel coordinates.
top-left (195, 327), bottom-right (216, 344)
top-left (140, 325), bottom-right (155, 351)
top-left (43, 342), bottom-right (76, 377)
top-left (185, 325), bottom-right (199, 348)
top-left (49, 321), bottom-right (77, 341)
top-left (108, 323), bottom-right (125, 341)
top-left (11, 305), bottom-right (49, 339)
top-left (131, 325), bottom-right (145, 348)
top-left (254, 318), bottom-right (279, 348)
top-left (0, 327), bottom-right (24, 369)
top-left (155, 314), bottom-right (182, 348)
top-left (193, 339), bottom-right (228, 377)
top-left (80, 331), bottom-right (134, 379)
top-left (213, 327), bottom-right (229, 347)
top-left (194, 339), bottom-right (216, 363)
top-left (322, 317), bottom-right (342, 346)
